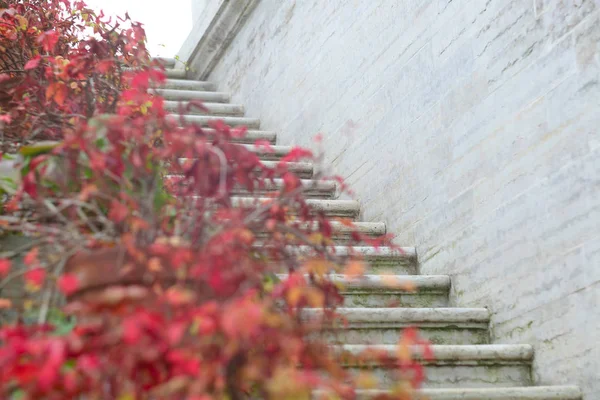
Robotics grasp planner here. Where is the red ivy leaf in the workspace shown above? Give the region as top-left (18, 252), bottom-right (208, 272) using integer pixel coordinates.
top-left (0, 259), bottom-right (11, 276)
top-left (130, 71), bottom-right (150, 90)
top-left (57, 274), bottom-right (79, 295)
top-left (46, 82), bottom-right (68, 106)
top-left (108, 200), bottom-right (128, 223)
top-left (95, 60), bottom-right (114, 74)
top-left (281, 146), bottom-right (313, 162)
top-left (37, 30), bottom-right (59, 52)
top-left (24, 268), bottom-right (46, 288)
top-left (24, 56), bottom-right (41, 70)
top-left (23, 247), bottom-right (39, 266)
top-left (122, 318), bottom-right (142, 344)
top-left (22, 171), bottom-right (38, 198)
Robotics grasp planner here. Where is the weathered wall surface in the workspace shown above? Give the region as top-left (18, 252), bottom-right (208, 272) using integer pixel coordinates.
top-left (208, 1), bottom-right (600, 397)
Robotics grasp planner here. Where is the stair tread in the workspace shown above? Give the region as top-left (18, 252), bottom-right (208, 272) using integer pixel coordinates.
top-left (171, 127), bottom-right (276, 143)
top-left (169, 177), bottom-right (336, 198)
top-left (176, 114), bottom-right (260, 127)
top-left (337, 386), bottom-right (582, 399)
top-left (315, 307), bottom-right (490, 323)
top-left (152, 57), bottom-right (177, 67)
top-left (166, 69), bottom-right (187, 79)
top-left (161, 79), bottom-right (216, 91)
top-left (278, 274), bottom-right (449, 290)
top-left (341, 344), bottom-right (533, 362)
top-left (164, 101), bottom-right (244, 115)
top-left (290, 245), bottom-right (416, 258)
top-left (230, 197), bottom-right (361, 218)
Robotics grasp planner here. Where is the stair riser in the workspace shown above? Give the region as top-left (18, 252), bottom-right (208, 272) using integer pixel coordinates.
top-left (342, 291), bottom-right (449, 308)
top-left (171, 128), bottom-right (276, 144)
top-left (325, 327), bottom-right (489, 345)
top-left (152, 57), bottom-right (176, 68)
top-left (164, 101), bottom-right (244, 116)
top-left (166, 69), bottom-right (187, 79)
top-left (176, 115), bottom-right (260, 128)
top-left (317, 386), bottom-right (583, 399)
top-left (346, 364), bottom-right (532, 389)
top-left (229, 198), bottom-right (361, 220)
top-left (275, 264), bottom-right (417, 275)
top-left (232, 190), bottom-right (334, 199)
top-left (161, 79), bottom-right (216, 91)
top-left (256, 231), bottom-right (385, 245)
top-left (160, 91), bottom-right (229, 103)
top-left (169, 158), bottom-right (313, 179)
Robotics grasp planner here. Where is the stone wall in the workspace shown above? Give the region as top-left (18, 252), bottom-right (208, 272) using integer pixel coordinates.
top-left (207, 1), bottom-right (600, 398)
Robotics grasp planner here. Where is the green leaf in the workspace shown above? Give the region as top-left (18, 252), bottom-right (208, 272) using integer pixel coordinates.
top-left (19, 141), bottom-right (59, 157)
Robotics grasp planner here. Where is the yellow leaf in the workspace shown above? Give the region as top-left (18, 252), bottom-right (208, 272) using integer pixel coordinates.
top-left (343, 261), bottom-right (365, 278)
top-left (24, 282), bottom-right (41, 293)
top-left (303, 258), bottom-right (332, 277)
top-left (381, 275), bottom-right (416, 292)
top-left (45, 82), bottom-right (68, 106)
top-left (0, 298), bottom-right (12, 309)
top-left (396, 341), bottom-right (412, 363)
top-left (78, 184), bottom-right (98, 201)
top-left (287, 286), bottom-right (303, 307)
top-left (148, 257), bottom-right (162, 272)
top-left (355, 372), bottom-right (379, 389)
top-left (15, 15), bottom-right (28, 30)
top-left (308, 232), bottom-right (324, 245)
top-left (306, 287), bottom-right (325, 308)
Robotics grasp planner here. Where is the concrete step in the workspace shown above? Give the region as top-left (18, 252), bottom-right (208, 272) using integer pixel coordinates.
top-left (233, 178), bottom-right (335, 198)
top-left (261, 160), bottom-right (313, 178)
top-left (158, 90), bottom-right (229, 103)
top-left (169, 127), bottom-right (276, 144)
top-left (336, 274), bottom-right (450, 308)
top-left (318, 307), bottom-right (489, 345)
top-left (175, 159), bottom-right (313, 179)
top-left (277, 274), bottom-right (450, 308)
top-left (230, 197), bottom-right (361, 219)
top-left (314, 221), bottom-right (385, 243)
top-left (161, 79), bottom-right (216, 91)
top-left (341, 344), bottom-right (533, 389)
top-left (169, 177), bottom-right (336, 198)
top-left (258, 221), bottom-right (385, 244)
top-left (207, 128), bottom-right (277, 144)
top-left (176, 114), bottom-right (260, 128)
top-left (290, 246), bottom-right (418, 274)
top-left (166, 69), bottom-right (187, 79)
top-left (241, 143), bottom-right (291, 160)
top-left (157, 88), bottom-right (231, 102)
top-left (349, 386), bottom-right (583, 399)
top-left (152, 57), bottom-right (177, 68)
top-left (164, 101), bottom-right (245, 116)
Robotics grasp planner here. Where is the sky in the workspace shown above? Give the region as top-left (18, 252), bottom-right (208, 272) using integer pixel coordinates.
top-left (84, 0), bottom-right (192, 57)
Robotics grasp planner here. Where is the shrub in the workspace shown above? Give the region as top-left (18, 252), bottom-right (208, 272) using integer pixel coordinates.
top-left (0, 1), bottom-right (429, 398)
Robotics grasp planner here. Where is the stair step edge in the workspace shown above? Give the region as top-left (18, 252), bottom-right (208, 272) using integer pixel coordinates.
top-left (340, 344), bottom-right (534, 362)
top-left (310, 307), bottom-right (490, 323)
top-left (276, 274), bottom-right (449, 290)
top-left (323, 386), bottom-right (582, 400)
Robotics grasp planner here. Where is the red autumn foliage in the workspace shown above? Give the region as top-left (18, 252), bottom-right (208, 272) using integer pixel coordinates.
top-left (0, 1), bottom-right (430, 398)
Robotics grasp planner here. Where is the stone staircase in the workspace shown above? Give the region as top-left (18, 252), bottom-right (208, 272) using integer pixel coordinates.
top-left (156, 58), bottom-right (582, 400)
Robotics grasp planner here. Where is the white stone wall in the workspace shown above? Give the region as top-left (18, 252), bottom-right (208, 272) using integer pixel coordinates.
top-left (208, 1), bottom-right (600, 397)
